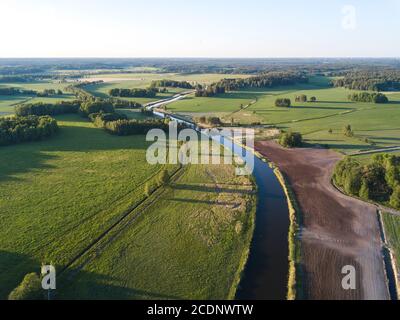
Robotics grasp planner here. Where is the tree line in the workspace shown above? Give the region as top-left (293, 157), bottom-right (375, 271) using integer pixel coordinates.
top-left (331, 70), bottom-right (400, 91)
top-left (15, 101), bottom-right (80, 116)
top-left (333, 154), bottom-right (400, 209)
top-left (150, 80), bottom-right (194, 89)
top-left (348, 92), bottom-right (389, 103)
top-left (195, 84), bottom-right (226, 97)
top-left (0, 115), bottom-right (58, 146)
top-left (109, 88), bottom-right (157, 98)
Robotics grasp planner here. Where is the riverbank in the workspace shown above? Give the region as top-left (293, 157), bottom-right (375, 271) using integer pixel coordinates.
top-left (255, 140), bottom-right (390, 300)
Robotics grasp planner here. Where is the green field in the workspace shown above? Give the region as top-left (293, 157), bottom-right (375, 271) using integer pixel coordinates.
top-left (83, 73), bottom-right (249, 105)
top-left (382, 213), bottom-right (400, 278)
top-left (0, 80), bottom-right (75, 116)
top-left (0, 114), bottom-right (165, 298)
top-left (167, 76), bottom-right (400, 154)
top-left (59, 164), bottom-right (255, 300)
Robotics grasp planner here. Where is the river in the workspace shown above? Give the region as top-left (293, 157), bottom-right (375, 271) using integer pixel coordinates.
top-left (148, 96), bottom-right (290, 300)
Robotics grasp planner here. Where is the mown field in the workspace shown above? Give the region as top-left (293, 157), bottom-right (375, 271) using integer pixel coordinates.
top-left (168, 76), bottom-right (400, 155)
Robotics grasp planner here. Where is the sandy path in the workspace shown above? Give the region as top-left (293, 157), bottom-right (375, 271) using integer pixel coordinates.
top-left (255, 140), bottom-right (390, 300)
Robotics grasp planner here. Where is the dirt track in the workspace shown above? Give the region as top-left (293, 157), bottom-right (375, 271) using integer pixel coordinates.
top-left (255, 140), bottom-right (390, 300)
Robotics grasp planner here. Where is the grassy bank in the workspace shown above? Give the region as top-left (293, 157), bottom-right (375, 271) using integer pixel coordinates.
top-left (381, 212), bottom-right (400, 299)
top-left (272, 167), bottom-right (302, 300)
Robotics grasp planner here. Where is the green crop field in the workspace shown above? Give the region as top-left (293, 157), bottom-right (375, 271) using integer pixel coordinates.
top-left (382, 213), bottom-right (400, 278)
top-left (59, 164), bottom-right (255, 300)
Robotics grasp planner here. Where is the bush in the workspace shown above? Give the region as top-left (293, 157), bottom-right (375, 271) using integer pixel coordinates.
top-left (275, 98), bottom-right (291, 108)
top-left (0, 115), bottom-right (59, 146)
top-left (158, 169), bottom-right (170, 185)
top-left (343, 124), bottom-right (354, 137)
top-left (8, 273), bottom-right (42, 300)
top-left (278, 131), bottom-right (303, 148)
top-left (15, 101), bottom-right (80, 116)
top-left (310, 96), bottom-right (317, 102)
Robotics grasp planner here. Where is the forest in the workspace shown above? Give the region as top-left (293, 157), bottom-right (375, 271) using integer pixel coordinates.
top-left (332, 70), bottom-right (400, 91)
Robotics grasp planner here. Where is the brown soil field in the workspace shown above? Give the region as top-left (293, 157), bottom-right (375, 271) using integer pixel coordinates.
top-left (255, 140), bottom-right (390, 300)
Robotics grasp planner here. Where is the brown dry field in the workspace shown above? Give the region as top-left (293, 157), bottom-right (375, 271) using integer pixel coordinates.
top-left (255, 140), bottom-right (390, 300)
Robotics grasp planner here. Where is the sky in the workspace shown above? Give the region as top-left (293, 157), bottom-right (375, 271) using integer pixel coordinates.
top-left (0, 0), bottom-right (399, 58)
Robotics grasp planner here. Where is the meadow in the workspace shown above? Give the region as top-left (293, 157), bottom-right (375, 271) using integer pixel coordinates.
top-left (0, 114), bottom-right (165, 298)
top-left (167, 76), bottom-right (400, 155)
top-left (0, 109), bottom-right (255, 300)
top-left (59, 164), bottom-right (255, 300)
top-left (0, 80), bottom-right (75, 116)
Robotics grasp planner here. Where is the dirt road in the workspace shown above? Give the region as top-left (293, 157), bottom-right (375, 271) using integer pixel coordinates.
top-left (255, 140), bottom-right (390, 300)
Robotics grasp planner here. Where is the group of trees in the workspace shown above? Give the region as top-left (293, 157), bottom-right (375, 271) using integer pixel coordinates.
top-left (294, 94), bottom-right (316, 103)
top-left (104, 119), bottom-right (172, 136)
top-left (0, 115), bottom-right (58, 146)
top-left (195, 84), bottom-right (226, 97)
top-left (150, 80), bottom-right (194, 89)
top-left (332, 70), bottom-right (400, 91)
top-left (216, 72), bottom-right (309, 91)
top-left (15, 101), bottom-right (80, 116)
top-left (89, 112), bottom-right (128, 128)
top-left (79, 101), bottom-right (115, 116)
top-left (333, 154), bottom-right (400, 208)
top-left (275, 98), bottom-right (292, 108)
top-left (110, 99), bottom-right (142, 109)
top-left (348, 92), bottom-right (389, 103)
top-left (36, 89), bottom-right (63, 97)
top-left (0, 87), bottom-right (36, 96)
top-left (109, 88), bottom-right (157, 98)
top-left (278, 131), bottom-right (303, 148)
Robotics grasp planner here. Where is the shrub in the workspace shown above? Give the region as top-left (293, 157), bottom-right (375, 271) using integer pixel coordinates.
top-left (295, 94), bottom-right (307, 103)
top-left (343, 124), bottom-right (354, 137)
top-left (275, 98), bottom-right (291, 108)
top-left (278, 131), bottom-right (303, 148)
top-left (8, 273), bottom-right (42, 300)
top-left (310, 96), bottom-right (317, 102)
top-left (158, 169), bottom-right (170, 185)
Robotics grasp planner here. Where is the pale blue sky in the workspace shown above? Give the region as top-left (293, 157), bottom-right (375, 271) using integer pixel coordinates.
top-left (1, 0), bottom-right (399, 57)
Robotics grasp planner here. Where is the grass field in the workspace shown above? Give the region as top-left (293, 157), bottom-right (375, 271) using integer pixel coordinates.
top-left (382, 213), bottom-right (400, 279)
top-left (167, 76), bottom-right (400, 154)
top-left (0, 112), bottom-right (255, 300)
top-left (0, 80), bottom-right (76, 116)
top-left (59, 164), bottom-right (255, 300)
top-left (0, 114), bottom-right (166, 299)
top-left (83, 73), bottom-right (249, 105)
